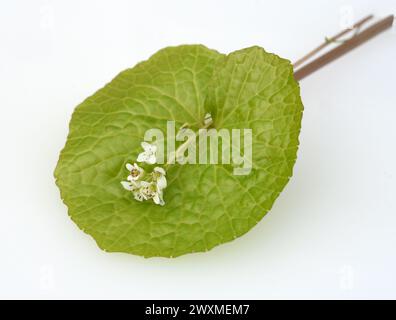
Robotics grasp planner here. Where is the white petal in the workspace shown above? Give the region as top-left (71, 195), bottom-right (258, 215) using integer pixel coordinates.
top-left (133, 192), bottom-right (144, 201)
top-left (153, 193), bottom-right (165, 206)
top-left (130, 180), bottom-right (141, 188)
top-left (154, 167), bottom-right (166, 175)
top-left (142, 142), bottom-right (156, 152)
top-left (137, 152), bottom-right (148, 162)
top-left (149, 144), bottom-right (157, 153)
top-left (140, 180), bottom-right (151, 187)
top-left (120, 181), bottom-right (133, 191)
top-left (141, 192), bottom-right (150, 200)
top-left (141, 141), bottom-right (152, 151)
top-left (126, 163), bottom-right (133, 171)
top-left (153, 194), bottom-right (160, 204)
top-left (156, 176), bottom-right (167, 190)
top-left (147, 154), bottom-right (157, 164)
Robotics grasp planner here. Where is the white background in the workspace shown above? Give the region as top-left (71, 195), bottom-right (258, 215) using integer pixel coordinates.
top-left (1, 0), bottom-right (395, 299)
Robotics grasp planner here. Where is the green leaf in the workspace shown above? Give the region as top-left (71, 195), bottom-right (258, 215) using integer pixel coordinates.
top-left (55, 45), bottom-right (303, 258)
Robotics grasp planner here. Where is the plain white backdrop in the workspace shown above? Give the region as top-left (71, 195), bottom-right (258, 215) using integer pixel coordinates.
top-left (0, 0), bottom-right (395, 299)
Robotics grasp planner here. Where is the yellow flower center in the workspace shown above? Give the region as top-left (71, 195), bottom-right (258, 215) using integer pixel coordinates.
top-left (130, 169), bottom-right (140, 177)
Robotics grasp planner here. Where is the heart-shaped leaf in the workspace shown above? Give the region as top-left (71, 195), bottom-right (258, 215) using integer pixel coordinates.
top-left (55, 45), bottom-right (303, 258)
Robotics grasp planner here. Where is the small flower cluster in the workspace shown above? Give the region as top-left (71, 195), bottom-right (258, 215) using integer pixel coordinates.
top-left (121, 142), bottom-right (167, 206)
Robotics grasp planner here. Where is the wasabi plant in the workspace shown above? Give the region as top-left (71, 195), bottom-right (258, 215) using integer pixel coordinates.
top-left (54, 13), bottom-right (395, 258)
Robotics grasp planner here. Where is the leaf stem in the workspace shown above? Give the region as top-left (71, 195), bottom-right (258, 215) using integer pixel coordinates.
top-left (164, 120), bottom-right (212, 168)
top-left (293, 14), bottom-right (394, 81)
top-left (293, 15), bottom-right (373, 69)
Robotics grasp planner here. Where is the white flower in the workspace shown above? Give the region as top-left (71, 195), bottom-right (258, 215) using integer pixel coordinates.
top-left (137, 142), bottom-right (157, 164)
top-left (126, 162), bottom-right (144, 181)
top-left (133, 180), bottom-right (166, 206)
top-left (121, 144), bottom-right (167, 206)
top-left (153, 166), bottom-right (167, 190)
